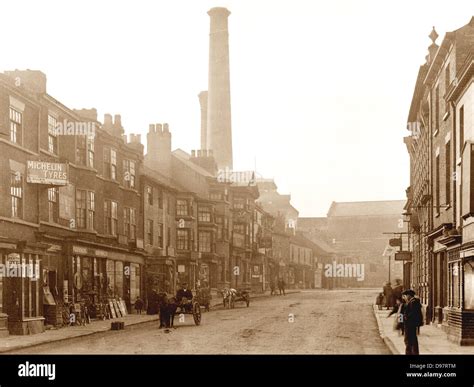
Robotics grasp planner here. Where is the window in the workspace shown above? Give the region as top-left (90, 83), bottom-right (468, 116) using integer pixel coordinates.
top-left (77, 136), bottom-right (94, 167)
top-left (460, 105), bottom-right (465, 155)
top-left (104, 200), bottom-right (118, 235)
top-left (48, 187), bottom-right (59, 223)
top-left (446, 141), bottom-right (451, 206)
top-left (234, 223), bottom-right (245, 235)
top-left (103, 147), bottom-right (117, 180)
top-left (123, 207), bottom-right (137, 240)
top-left (10, 171), bottom-right (23, 218)
top-left (75, 190), bottom-right (94, 230)
top-left (435, 154), bottom-right (440, 213)
top-left (233, 197), bottom-right (245, 210)
top-left (198, 206), bottom-right (212, 222)
top-left (177, 229), bottom-right (190, 250)
top-left (167, 227), bottom-right (171, 247)
top-left (87, 191), bottom-right (95, 230)
top-left (210, 192), bottom-right (222, 200)
top-left (445, 64), bottom-right (450, 111)
top-left (158, 189), bottom-right (163, 209)
top-left (158, 223), bottom-right (163, 248)
top-left (216, 216), bottom-right (223, 240)
top-left (87, 138), bottom-right (94, 168)
top-left (146, 186), bottom-right (153, 205)
top-left (177, 199), bottom-right (188, 216)
top-left (48, 115), bottom-right (58, 154)
top-left (146, 219), bottom-right (153, 245)
top-left (198, 231), bottom-right (212, 253)
top-left (9, 107), bottom-right (22, 145)
top-left (76, 190), bottom-right (87, 228)
top-left (123, 159), bottom-right (136, 188)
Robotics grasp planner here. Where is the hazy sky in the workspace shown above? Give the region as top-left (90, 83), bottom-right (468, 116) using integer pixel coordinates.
top-left (2, 0), bottom-right (474, 216)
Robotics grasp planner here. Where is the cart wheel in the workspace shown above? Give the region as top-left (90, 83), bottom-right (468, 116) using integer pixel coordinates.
top-left (193, 302), bottom-right (202, 325)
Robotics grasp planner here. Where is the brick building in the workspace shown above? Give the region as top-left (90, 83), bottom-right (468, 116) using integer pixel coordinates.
top-left (404, 17), bottom-right (474, 344)
top-left (0, 70), bottom-right (146, 335)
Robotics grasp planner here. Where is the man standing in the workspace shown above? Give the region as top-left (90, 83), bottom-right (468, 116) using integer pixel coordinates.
top-left (402, 289), bottom-right (423, 355)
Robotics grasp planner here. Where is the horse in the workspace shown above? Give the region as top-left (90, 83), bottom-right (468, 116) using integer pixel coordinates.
top-left (221, 288), bottom-right (237, 308)
top-left (156, 292), bottom-right (178, 329)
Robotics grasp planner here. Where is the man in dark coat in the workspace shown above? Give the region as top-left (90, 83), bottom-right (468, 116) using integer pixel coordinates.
top-left (402, 289), bottom-right (423, 355)
top-left (176, 283), bottom-right (193, 312)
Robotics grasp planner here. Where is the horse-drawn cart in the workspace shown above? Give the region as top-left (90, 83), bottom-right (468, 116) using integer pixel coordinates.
top-left (222, 288), bottom-right (250, 308)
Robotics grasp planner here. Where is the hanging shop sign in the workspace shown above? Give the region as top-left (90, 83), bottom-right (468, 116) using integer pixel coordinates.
top-left (27, 161), bottom-right (68, 185)
top-left (394, 251), bottom-right (412, 261)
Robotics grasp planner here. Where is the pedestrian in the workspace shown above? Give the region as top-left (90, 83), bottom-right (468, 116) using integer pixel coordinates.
top-left (387, 297), bottom-right (405, 336)
top-left (270, 279), bottom-right (276, 296)
top-left (278, 278), bottom-right (286, 296)
top-left (383, 282), bottom-right (393, 310)
top-left (375, 292), bottom-right (384, 310)
top-left (135, 296), bottom-right (144, 314)
top-left (402, 289), bottom-right (423, 355)
top-left (391, 279), bottom-right (403, 307)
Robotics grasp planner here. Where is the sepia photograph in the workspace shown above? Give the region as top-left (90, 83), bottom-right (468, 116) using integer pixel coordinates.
top-left (0, 0), bottom-right (474, 385)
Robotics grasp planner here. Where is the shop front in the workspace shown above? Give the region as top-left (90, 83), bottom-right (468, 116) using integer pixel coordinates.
top-left (444, 245), bottom-right (474, 345)
top-left (0, 239), bottom-right (45, 335)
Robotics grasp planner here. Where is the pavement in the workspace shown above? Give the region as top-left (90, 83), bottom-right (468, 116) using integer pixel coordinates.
top-left (372, 305), bottom-right (474, 354)
top-left (0, 289), bottom-right (300, 354)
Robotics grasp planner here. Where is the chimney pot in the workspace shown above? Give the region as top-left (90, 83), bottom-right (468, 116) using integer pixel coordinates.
top-left (104, 114), bottom-right (113, 126)
top-left (149, 124), bottom-right (156, 133)
top-left (156, 123), bottom-right (163, 133)
top-left (114, 114), bottom-right (122, 128)
top-left (163, 123), bottom-right (169, 133)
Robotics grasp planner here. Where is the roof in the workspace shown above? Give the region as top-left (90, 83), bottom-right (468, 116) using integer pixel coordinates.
top-left (298, 217), bottom-right (328, 229)
top-left (290, 232), bottom-right (334, 255)
top-left (172, 149), bottom-right (214, 177)
top-left (327, 200), bottom-right (405, 217)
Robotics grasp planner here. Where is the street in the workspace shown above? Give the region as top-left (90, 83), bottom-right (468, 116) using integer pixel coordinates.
top-left (12, 289), bottom-right (389, 354)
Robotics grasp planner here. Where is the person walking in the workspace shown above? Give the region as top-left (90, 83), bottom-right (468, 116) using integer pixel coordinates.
top-left (134, 296), bottom-right (144, 314)
top-left (278, 278), bottom-right (286, 296)
top-left (383, 282), bottom-right (393, 310)
top-left (387, 297), bottom-right (406, 336)
top-left (402, 289), bottom-right (423, 355)
top-left (270, 279), bottom-right (276, 296)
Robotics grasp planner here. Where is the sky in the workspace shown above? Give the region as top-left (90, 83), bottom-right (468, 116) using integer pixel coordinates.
top-left (2, 0), bottom-right (474, 216)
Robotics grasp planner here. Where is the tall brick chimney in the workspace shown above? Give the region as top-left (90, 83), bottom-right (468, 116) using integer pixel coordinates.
top-left (198, 91), bottom-right (208, 150)
top-left (207, 7), bottom-right (233, 170)
top-left (145, 123), bottom-right (172, 177)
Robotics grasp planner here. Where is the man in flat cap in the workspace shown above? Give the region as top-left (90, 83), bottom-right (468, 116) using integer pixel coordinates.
top-left (402, 289), bottom-right (423, 355)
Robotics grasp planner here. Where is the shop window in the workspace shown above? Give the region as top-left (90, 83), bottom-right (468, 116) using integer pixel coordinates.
top-left (465, 260), bottom-right (474, 310)
top-left (115, 261), bottom-right (123, 298)
top-left (130, 263), bottom-right (141, 304)
top-left (106, 259), bottom-right (115, 297)
top-left (449, 262), bottom-right (461, 308)
top-left (10, 171), bottom-right (23, 218)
